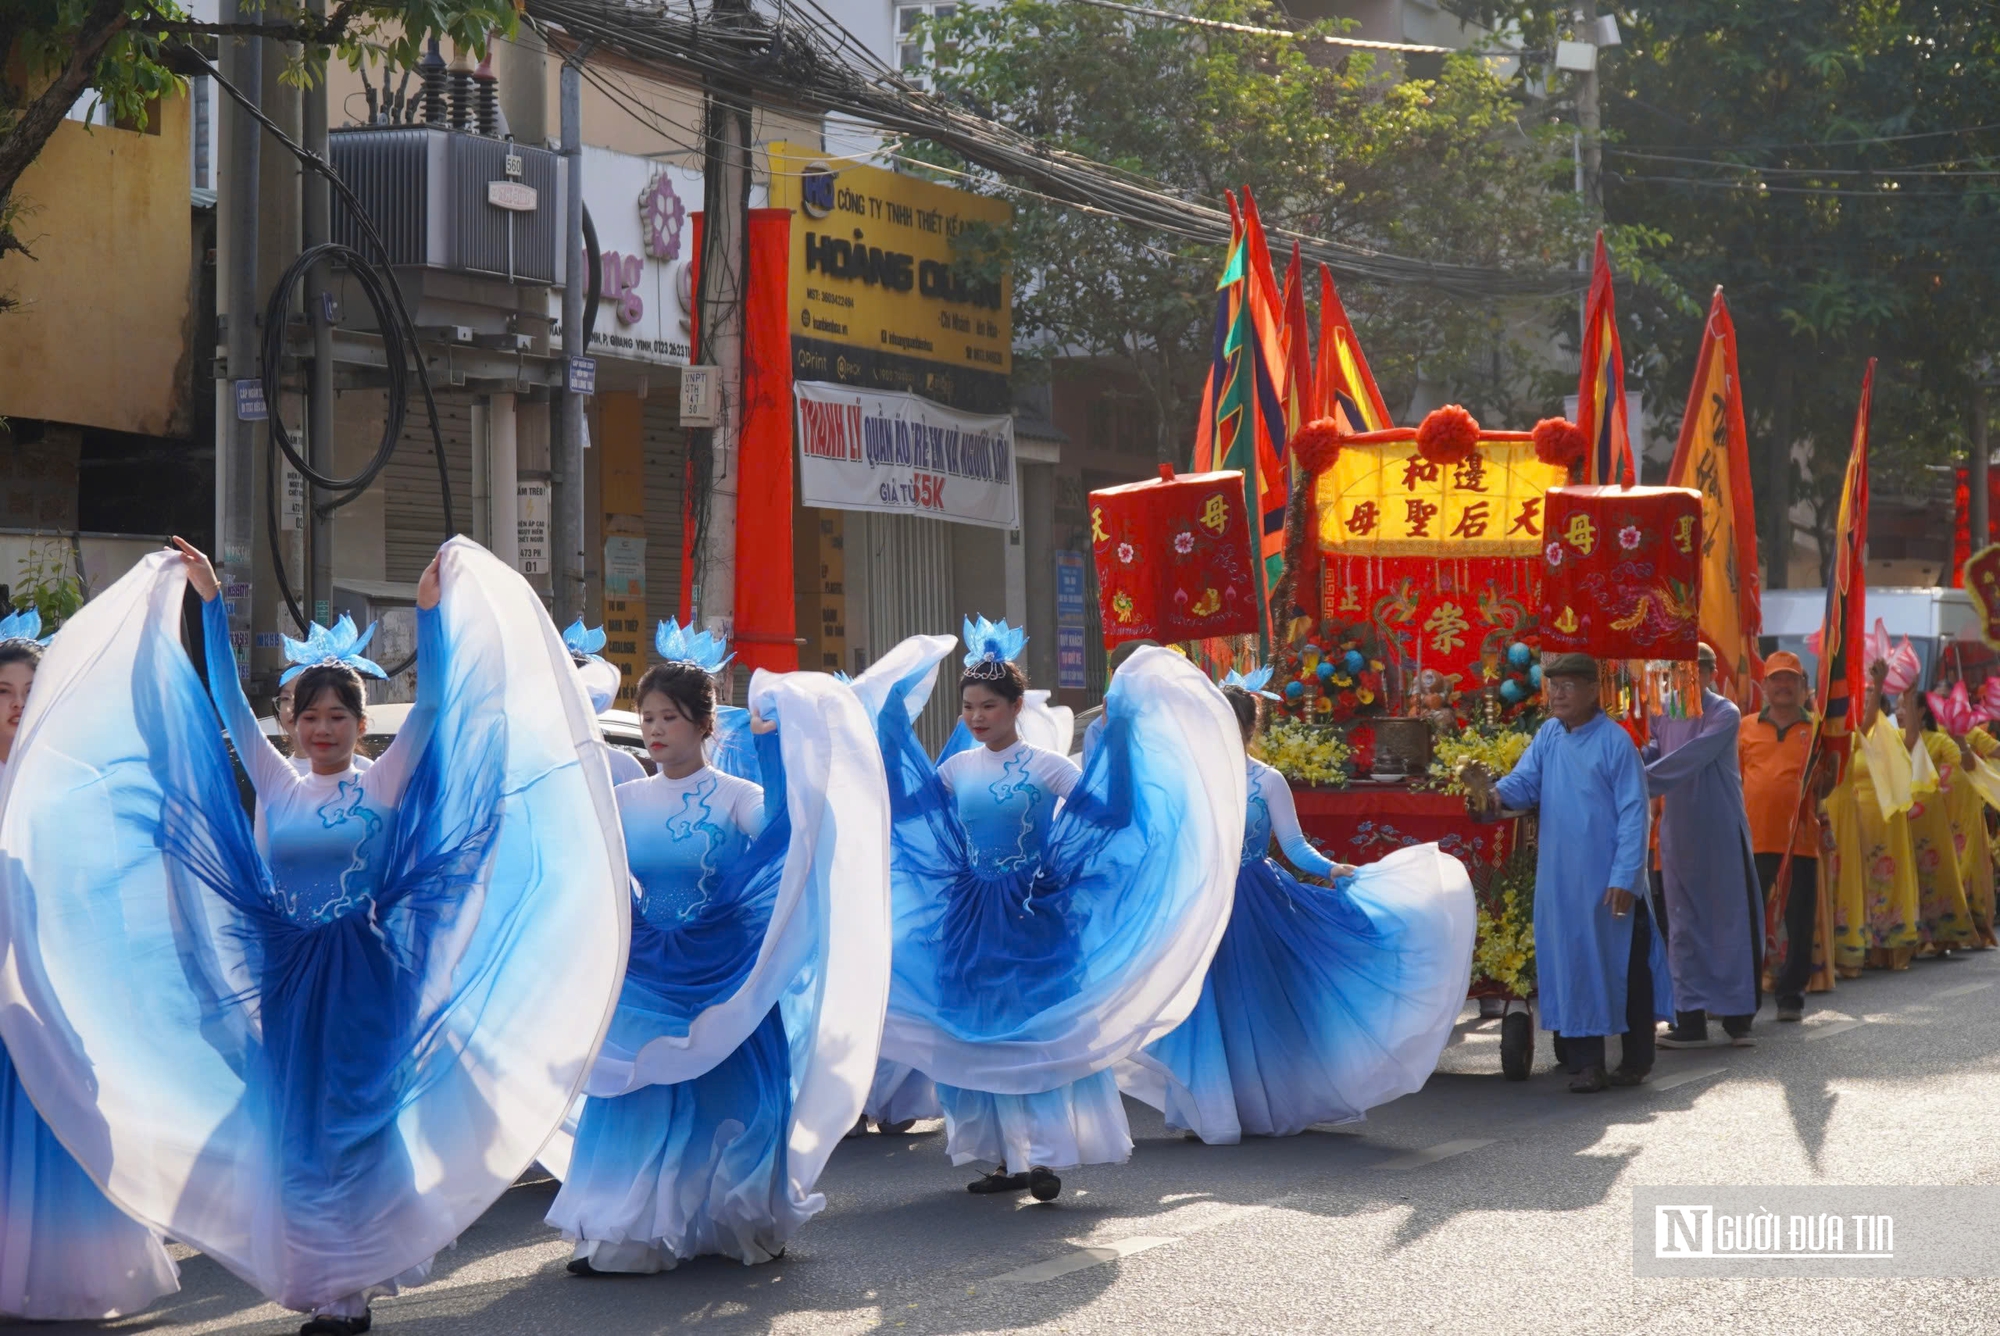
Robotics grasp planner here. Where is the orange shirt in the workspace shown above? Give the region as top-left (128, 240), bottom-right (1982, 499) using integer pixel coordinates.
top-left (1738, 710), bottom-right (1820, 857)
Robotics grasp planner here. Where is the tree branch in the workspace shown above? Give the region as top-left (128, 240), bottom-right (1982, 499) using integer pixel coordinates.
top-left (0, 0), bottom-right (134, 212)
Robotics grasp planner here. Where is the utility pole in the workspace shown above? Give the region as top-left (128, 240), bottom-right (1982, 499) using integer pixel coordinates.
top-left (553, 55), bottom-right (586, 622)
top-left (1577, 0), bottom-right (1602, 219)
top-left (1974, 374), bottom-right (1991, 563)
top-left (302, 0), bottom-right (334, 626)
top-left (218, 0), bottom-right (262, 672)
top-left (691, 0), bottom-right (754, 642)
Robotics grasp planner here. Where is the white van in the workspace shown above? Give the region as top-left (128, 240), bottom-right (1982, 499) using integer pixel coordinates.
top-left (1761, 586), bottom-right (1984, 690)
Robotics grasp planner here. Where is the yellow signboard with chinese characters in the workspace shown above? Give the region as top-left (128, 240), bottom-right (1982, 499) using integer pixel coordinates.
top-left (766, 143), bottom-right (1012, 414)
top-left (1313, 438), bottom-right (1570, 557)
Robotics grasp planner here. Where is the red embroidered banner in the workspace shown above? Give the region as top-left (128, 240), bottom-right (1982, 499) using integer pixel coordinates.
top-left (1540, 486), bottom-right (1703, 661)
top-left (1091, 466), bottom-right (1260, 647)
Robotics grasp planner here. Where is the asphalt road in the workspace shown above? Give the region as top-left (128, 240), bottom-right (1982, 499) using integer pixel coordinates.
top-left (49, 950), bottom-right (2000, 1336)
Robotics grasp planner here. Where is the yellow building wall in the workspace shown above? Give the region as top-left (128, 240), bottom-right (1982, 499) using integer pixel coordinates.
top-left (0, 92), bottom-right (193, 437)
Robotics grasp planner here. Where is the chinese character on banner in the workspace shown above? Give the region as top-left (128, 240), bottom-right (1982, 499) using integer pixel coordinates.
top-left (1314, 437), bottom-right (1570, 557)
top-left (1090, 466), bottom-right (1258, 647)
top-left (1540, 486), bottom-right (1702, 660)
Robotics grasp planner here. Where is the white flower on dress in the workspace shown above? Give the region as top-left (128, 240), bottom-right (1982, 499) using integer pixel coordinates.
top-left (1544, 541), bottom-right (1563, 567)
top-left (1618, 524), bottom-right (1642, 551)
top-left (1173, 531), bottom-right (1195, 554)
top-left (1117, 542), bottom-right (1136, 564)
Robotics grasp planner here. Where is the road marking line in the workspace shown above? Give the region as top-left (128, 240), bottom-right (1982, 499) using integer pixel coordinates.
top-left (1936, 981), bottom-right (1996, 999)
top-left (1648, 1065), bottom-right (1725, 1092)
top-left (988, 1235), bottom-right (1180, 1285)
top-left (1803, 1018), bottom-right (1865, 1041)
top-left (1374, 1137), bottom-right (1495, 1170)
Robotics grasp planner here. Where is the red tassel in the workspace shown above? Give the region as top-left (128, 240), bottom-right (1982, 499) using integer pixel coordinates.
top-left (1290, 416), bottom-right (1346, 476)
top-left (1532, 416), bottom-right (1588, 469)
top-left (1415, 405), bottom-right (1479, 465)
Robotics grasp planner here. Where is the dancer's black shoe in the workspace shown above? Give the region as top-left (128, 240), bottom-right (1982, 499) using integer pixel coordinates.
top-left (967, 1168), bottom-right (1027, 1194)
top-left (300, 1315), bottom-right (372, 1335)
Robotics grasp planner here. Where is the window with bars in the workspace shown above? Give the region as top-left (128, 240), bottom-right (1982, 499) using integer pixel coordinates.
top-left (895, 2), bottom-right (957, 83)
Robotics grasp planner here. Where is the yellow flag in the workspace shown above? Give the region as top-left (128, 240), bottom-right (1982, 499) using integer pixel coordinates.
top-left (1666, 289), bottom-right (1763, 707)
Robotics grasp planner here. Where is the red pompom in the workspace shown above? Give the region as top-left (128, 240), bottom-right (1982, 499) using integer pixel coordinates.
top-left (1415, 405), bottom-right (1479, 466)
top-left (1532, 416), bottom-right (1588, 469)
top-left (1290, 417), bottom-right (1346, 475)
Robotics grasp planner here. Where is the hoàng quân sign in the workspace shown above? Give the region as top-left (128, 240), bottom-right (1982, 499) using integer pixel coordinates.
top-left (1313, 437), bottom-right (1570, 557)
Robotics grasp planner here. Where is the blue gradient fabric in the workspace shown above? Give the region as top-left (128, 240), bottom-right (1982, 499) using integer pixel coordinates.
top-left (854, 638), bottom-right (1243, 1098)
top-left (0, 540), bottom-right (629, 1312)
top-left (554, 670), bottom-right (892, 1263)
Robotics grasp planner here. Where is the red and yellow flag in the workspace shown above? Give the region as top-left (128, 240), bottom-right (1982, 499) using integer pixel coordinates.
top-left (1576, 231), bottom-right (1635, 487)
top-left (1279, 242), bottom-right (1314, 445)
top-left (1312, 264), bottom-right (1392, 433)
top-left (1816, 360), bottom-right (1874, 755)
top-left (1666, 288), bottom-right (1763, 707)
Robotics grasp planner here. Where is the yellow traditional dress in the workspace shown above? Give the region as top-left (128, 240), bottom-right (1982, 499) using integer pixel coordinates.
top-left (1827, 716), bottom-right (1920, 972)
top-left (1907, 728), bottom-right (1976, 952)
top-left (1957, 727), bottom-right (2000, 947)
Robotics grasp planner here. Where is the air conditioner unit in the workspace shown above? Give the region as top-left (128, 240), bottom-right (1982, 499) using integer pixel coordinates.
top-left (329, 125), bottom-right (563, 284)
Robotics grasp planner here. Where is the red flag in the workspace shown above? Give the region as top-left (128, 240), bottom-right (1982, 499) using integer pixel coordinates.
top-left (1665, 288), bottom-right (1763, 706)
top-left (1312, 264), bottom-right (1392, 432)
top-left (1576, 231), bottom-right (1635, 487)
top-left (1280, 242), bottom-right (1314, 441)
top-left (1769, 359), bottom-right (1872, 961)
top-left (1817, 360), bottom-right (1874, 754)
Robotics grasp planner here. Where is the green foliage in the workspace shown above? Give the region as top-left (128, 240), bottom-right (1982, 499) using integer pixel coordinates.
top-left (1452, 1), bottom-right (2000, 564)
top-left (12, 536), bottom-right (81, 628)
top-left (904, 0), bottom-right (1591, 456)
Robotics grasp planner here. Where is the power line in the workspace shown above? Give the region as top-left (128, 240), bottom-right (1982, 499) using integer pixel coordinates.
top-left (1065, 0), bottom-right (1457, 54)
top-left (1608, 171), bottom-right (2000, 199)
top-left (1607, 121), bottom-right (2000, 155)
top-left (521, 0), bottom-right (1583, 299)
top-left (1605, 147), bottom-right (2000, 178)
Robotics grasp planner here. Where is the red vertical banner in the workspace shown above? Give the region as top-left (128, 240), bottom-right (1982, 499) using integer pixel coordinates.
top-left (731, 208), bottom-right (797, 671)
top-left (682, 211), bottom-right (705, 623)
top-left (1575, 231), bottom-right (1636, 488)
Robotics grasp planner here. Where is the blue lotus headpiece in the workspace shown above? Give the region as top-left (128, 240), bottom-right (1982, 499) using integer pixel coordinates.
top-left (654, 617), bottom-right (734, 674)
top-left (1221, 662), bottom-right (1281, 701)
top-left (279, 614), bottom-right (386, 686)
top-left (562, 618), bottom-right (609, 661)
top-left (962, 615), bottom-right (1027, 680)
top-left (0, 607), bottom-right (50, 649)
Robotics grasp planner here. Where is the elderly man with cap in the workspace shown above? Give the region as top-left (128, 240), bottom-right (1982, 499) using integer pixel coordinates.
top-left (1472, 653), bottom-right (1670, 1093)
top-left (1739, 651), bottom-right (1832, 1021)
top-left (1644, 643), bottom-right (1764, 1048)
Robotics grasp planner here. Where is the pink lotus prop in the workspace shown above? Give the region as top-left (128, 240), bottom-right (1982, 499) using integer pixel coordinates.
top-left (1927, 681), bottom-right (1987, 737)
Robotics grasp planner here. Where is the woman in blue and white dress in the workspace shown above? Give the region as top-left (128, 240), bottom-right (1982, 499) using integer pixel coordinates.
top-left (0, 538), bottom-right (629, 1335)
top-left (547, 619), bottom-right (890, 1273)
top-left (1125, 672), bottom-right (1476, 1143)
top-left (853, 619), bottom-right (1242, 1201)
top-left (0, 610), bottom-right (180, 1321)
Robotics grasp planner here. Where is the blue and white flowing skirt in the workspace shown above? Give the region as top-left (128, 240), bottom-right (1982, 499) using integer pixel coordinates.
top-left (0, 1043), bottom-right (178, 1319)
top-left (1127, 844), bottom-right (1476, 1142)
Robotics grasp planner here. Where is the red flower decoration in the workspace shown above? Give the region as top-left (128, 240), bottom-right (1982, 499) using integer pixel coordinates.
top-left (1532, 416), bottom-right (1588, 469)
top-left (1415, 405), bottom-right (1479, 466)
top-left (1290, 417), bottom-right (1347, 475)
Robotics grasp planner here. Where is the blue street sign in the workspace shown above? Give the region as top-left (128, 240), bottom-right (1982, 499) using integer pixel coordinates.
top-left (234, 379), bottom-right (268, 421)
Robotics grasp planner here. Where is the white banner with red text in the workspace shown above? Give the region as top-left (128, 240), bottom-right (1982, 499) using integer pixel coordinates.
top-left (793, 379), bottom-right (1018, 530)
